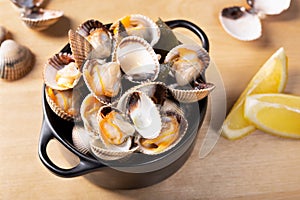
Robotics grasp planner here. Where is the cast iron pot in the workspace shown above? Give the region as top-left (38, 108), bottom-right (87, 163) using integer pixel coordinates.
top-left (38, 19), bottom-right (209, 189)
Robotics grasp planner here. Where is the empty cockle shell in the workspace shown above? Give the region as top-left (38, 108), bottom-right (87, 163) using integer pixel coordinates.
top-left (20, 7), bottom-right (63, 31)
top-left (0, 39), bottom-right (33, 80)
top-left (72, 126), bottom-right (93, 155)
top-left (0, 26), bottom-right (8, 44)
top-left (110, 14), bottom-right (160, 46)
top-left (165, 44), bottom-right (210, 86)
top-left (80, 93), bottom-right (104, 136)
top-left (90, 138), bottom-right (138, 161)
top-left (168, 79), bottom-right (215, 103)
top-left (97, 105), bottom-right (136, 150)
top-left (219, 0), bottom-right (291, 41)
top-left (45, 86), bottom-right (79, 121)
top-left (115, 36), bottom-right (160, 83)
top-left (77, 19), bottom-right (113, 59)
top-left (137, 110), bottom-right (188, 155)
top-left (82, 59), bottom-right (122, 104)
top-left (43, 52), bottom-right (81, 90)
top-left (118, 90), bottom-right (162, 139)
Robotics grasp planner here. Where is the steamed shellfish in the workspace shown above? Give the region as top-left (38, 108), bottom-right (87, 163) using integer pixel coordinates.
top-left (137, 110), bottom-right (187, 155)
top-left (77, 19), bottom-right (113, 59)
top-left (45, 86), bottom-right (79, 121)
top-left (118, 90), bottom-right (162, 139)
top-left (97, 106), bottom-right (135, 150)
top-left (44, 53), bottom-right (81, 90)
top-left (83, 59), bottom-right (121, 104)
top-left (111, 14), bottom-right (160, 46)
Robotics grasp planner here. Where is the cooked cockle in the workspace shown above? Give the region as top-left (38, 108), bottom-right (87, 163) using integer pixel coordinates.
top-left (118, 90), bottom-right (162, 139)
top-left (137, 111), bottom-right (187, 155)
top-left (55, 62), bottom-right (81, 89)
top-left (165, 44), bottom-right (210, 86)
top-left (77, 19), bottom-right (113, 59)
top-left (97, 106), bottom-right (135, 149)
top-left (45, 86), bottom-right (78, 121)
top-left (80, 93), bottom-right (104, 135)
top-left (110, 14), bottom-right (160, 46)
top-left (83, 59), bottom-right (121, 104)
top-left (44, 53), bottom-right (81, 90)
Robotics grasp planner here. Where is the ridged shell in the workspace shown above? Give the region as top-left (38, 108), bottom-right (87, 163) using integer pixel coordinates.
top-left (80, 93), bottom-right (104, 136)
top-left (82, 59), bottom-right (122, 104)
top-left (90, 138), bottom-right (137, 161)
top-left (165, 44), bottom-right (210, 86)
top-left (68, 29), bottom-right (93, 71)
top-left (76, 19), bottom-right (113, 59)
top-left (115, 36), bottom-right (160, 83)
top-left (0, 39), bottom-right (33, 80)
top-left (43, 52), bottom-right (81, 90)
top-left (45, 86), bottom-right (79, 121)
top-left (0, 26), bottom-right (8, 44)
top-left (110, 14), bottom-right (160, 46)
top-left (21, 8), bottom-right (63, 31)
top-left (72, 126), bottom-right (93, 155)
top-left (169, 81), bottom-right (215, 103)
top-left (137, 110), bottom-right (188, 155)
top-left (117, 90), bottom-right (162, 139)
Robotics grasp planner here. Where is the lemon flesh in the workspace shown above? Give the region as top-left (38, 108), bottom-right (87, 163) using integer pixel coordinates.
top-left (221, 47), bottom-right (288, 140)
top-left (244, 93), bottom-right (300, 138)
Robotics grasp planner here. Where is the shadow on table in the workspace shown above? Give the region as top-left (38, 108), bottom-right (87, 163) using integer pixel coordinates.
top-left (39, 16), bottom-right (71, 38)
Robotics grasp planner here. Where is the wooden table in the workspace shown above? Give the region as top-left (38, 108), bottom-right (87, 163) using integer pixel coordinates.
top-left (1, 0), bottom-right (300, 199)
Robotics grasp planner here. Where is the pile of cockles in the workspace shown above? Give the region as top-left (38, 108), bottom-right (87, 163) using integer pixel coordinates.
top-left (43, 14), bottom-right (215, 160)
top-left (0, 25), bottom-right (34, 80)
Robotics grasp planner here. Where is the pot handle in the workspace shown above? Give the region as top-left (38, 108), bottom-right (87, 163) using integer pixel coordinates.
top-left (38, 119), bottom-right (103, 177)
top-left (165, 19), bottom-right (209, 52)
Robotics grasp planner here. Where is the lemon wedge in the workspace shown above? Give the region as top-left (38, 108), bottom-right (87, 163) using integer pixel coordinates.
top-left (244, 93), bottom-right (300, 138)
top-left (221, 47), bottom-right (288, 140)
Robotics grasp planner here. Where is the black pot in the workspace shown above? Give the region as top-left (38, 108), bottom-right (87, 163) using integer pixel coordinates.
top-left (38, 19), bottom-right (209, 189)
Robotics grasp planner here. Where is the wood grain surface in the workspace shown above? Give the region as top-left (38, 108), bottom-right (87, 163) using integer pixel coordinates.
top-left (1, 0), bottom-right (300, 199)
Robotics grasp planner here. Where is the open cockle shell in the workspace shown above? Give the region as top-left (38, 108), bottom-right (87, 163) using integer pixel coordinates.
top-left (72, 126), bottom-right (94, 155)
top-left (116, 36), bottom-right (160, 83)
top-left (96, 105), bottom-right (136, 150)
top-left (80, 93), bottom-right (104, 136)
top-left (90, 138), bottom-right (138, 161)
top-left (165, 43), bottom-right (210, 86)
top-left (45, 86), bottom-right (79, 121)
top-left (0, 39), bottom-right (34, 80)
top-left (219, 0), bottom-right (291, 41)
top-left (82, 59), bottom-right (122, 104)
top-left (110, 14), bottom-right (160, 46)
top-left (137, 110), bottom-right (188, 155)
top-left (76, 19), bottom-right (113, 59)
top-left (219, 7), bottom-right (262, 41)
top-left (118, 90), bottom-right (162, 139)
top-left (169, 81), bottom-right (215, 103)
top-left (20, 8), bottom-right (63, 31)
top-left (43, 52), bottom-right (81, 90)
top-left (10, 0), bottom-right (44, 9)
